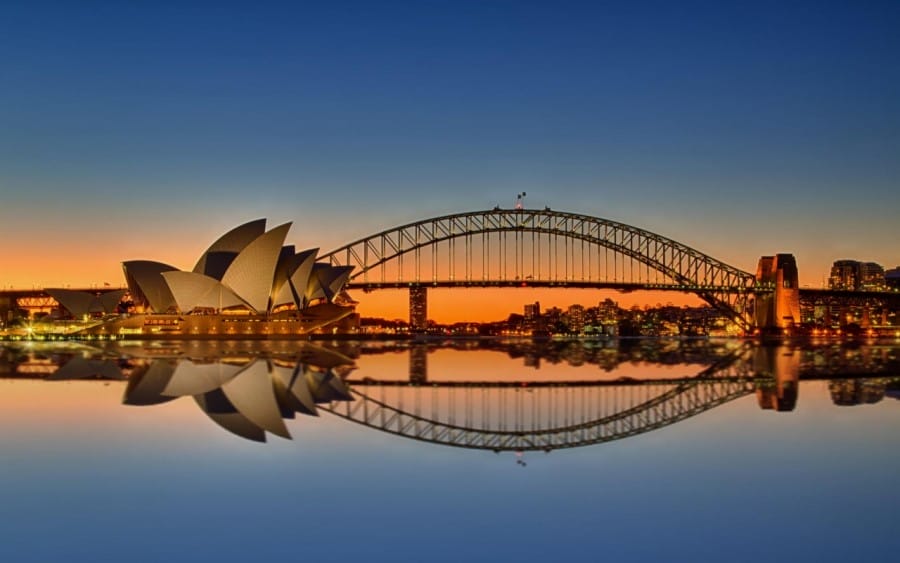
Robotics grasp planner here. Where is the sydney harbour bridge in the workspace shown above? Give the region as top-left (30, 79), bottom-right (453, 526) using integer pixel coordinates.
top-left (3, 207), bottom-right (899, 333)
top-left (315, 208), bottom-right (896, 333)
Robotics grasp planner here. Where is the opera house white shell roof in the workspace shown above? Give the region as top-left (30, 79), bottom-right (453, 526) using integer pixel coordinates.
top-left (122, 219), bottom-right (353, 315)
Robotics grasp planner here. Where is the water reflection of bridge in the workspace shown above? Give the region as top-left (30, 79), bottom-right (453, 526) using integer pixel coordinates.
top-left (324, 344), bottom-right (771, 450)
top-left (326, 367), bottom-right (763, 452)
top-left (1, 341), bottom-right (899, 449)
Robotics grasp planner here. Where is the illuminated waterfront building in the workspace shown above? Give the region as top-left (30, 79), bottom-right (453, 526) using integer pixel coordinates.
top-left (566, 305), bottom-right (585, 333)
top-left (860, 262), bottom-right (885, 290)
top-left (597, 299), bottom-right (619, 324)
top-left (829, 260), bottom-right (859, 290)
top-left (409, 286), bottom-right (427, 331)
top-left (523, 301), bottom-right (541, 332)
top-left (524, 302), bottom-right (540, 321)
top-left (887, 267), bottom-right (900, 290)
top-left (829, 260), bottom-right (885, 291)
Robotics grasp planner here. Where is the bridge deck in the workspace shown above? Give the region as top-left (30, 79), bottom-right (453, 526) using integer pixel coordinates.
top-left (348, 280), bottom-right (757, 292)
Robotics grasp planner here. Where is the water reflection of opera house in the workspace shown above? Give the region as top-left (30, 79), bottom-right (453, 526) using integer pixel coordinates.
top-left (2, 341), bottom-right (899, 448)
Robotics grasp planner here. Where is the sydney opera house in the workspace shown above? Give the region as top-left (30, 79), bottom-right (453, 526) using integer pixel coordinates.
top-left (66, 219), bottom-right (356, 338)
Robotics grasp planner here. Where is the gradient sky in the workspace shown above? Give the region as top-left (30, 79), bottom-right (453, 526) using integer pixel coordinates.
top-left (2, 1), bottom-right (899, 320)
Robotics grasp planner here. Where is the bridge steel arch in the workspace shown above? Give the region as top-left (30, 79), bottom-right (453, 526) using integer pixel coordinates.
top-left (321, 209), bottom-right (762, 330)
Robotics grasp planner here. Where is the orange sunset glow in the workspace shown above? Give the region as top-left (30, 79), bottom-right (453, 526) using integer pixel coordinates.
top-left (0, 213), bottom-right (864, 324)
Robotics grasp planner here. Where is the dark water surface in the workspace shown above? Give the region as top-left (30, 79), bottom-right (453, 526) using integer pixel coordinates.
top-left (1, 339), bottom-right (899, 562)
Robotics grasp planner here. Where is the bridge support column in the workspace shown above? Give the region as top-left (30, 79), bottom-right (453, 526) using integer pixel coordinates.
top-left (755, 254), bottom-right (800, 334)
top-left (409, 286), bottom-right (428, 332)
top-left (840, 306), bottom-right (851, 327)
top-left (0, 296), bottom-right (10, 327)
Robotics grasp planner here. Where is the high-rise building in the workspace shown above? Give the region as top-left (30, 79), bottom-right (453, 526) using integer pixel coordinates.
top-left (597, 299), bottom-right (619, 325)
top-left (829, 260), bottom-right (885, 290)
top-left (566, 304), bottom-right (585, 333)
top-left (409, 287), bottom-right (427, 331)
top-left (859, 262), bottom-right (885, 290)
top-left (829, 260), bottom-right (859, 290)
top-left (543, 307), bottom-right (563, 329)
top-left (886, 267), bottom-right (900, 290)
top-left (523, 301), bottom-right (542, 332)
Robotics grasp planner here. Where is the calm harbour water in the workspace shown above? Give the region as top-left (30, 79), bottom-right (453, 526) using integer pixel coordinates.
top-left (1, 339), bottom-right (899, 562)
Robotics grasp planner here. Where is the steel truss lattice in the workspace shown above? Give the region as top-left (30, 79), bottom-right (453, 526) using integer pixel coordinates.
top-left (321, 209), bottom-right (761, 330)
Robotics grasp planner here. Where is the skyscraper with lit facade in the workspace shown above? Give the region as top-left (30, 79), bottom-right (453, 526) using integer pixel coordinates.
top-left (886, 267), bottom-right (900, 290)
top-left (409, 286), bottom-right (428, 331)
top-left (829, 260), bottom-right (885, 291)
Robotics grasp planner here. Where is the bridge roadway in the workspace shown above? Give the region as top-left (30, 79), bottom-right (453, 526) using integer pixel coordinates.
top-left (348, 280), bottom-right (745, 293)
top-left (1, 285), bottom-right (896, 299)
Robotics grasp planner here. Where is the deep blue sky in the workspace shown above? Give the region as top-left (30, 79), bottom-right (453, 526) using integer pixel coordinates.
top-left (2, 0), bottom-right (899, 289)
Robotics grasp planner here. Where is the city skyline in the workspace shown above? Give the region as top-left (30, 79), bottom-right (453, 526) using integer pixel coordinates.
top-left (4, 3), bottom-right (900, 560)
top-left (2, 1), bottom-right (899, 322)
top-left (2, 210), bottom-right (896, 323)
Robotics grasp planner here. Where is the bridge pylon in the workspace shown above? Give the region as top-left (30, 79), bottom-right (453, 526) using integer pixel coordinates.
top-left (754, 254), bottom-right (800, 334)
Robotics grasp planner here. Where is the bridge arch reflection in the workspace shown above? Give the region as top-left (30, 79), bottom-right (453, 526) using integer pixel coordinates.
top-left (2, 341), bottom-right (899, 448)
top-left (326, 379), bottom-right (759, 452)
top-left (323, 345), bottom-right (789, 451)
